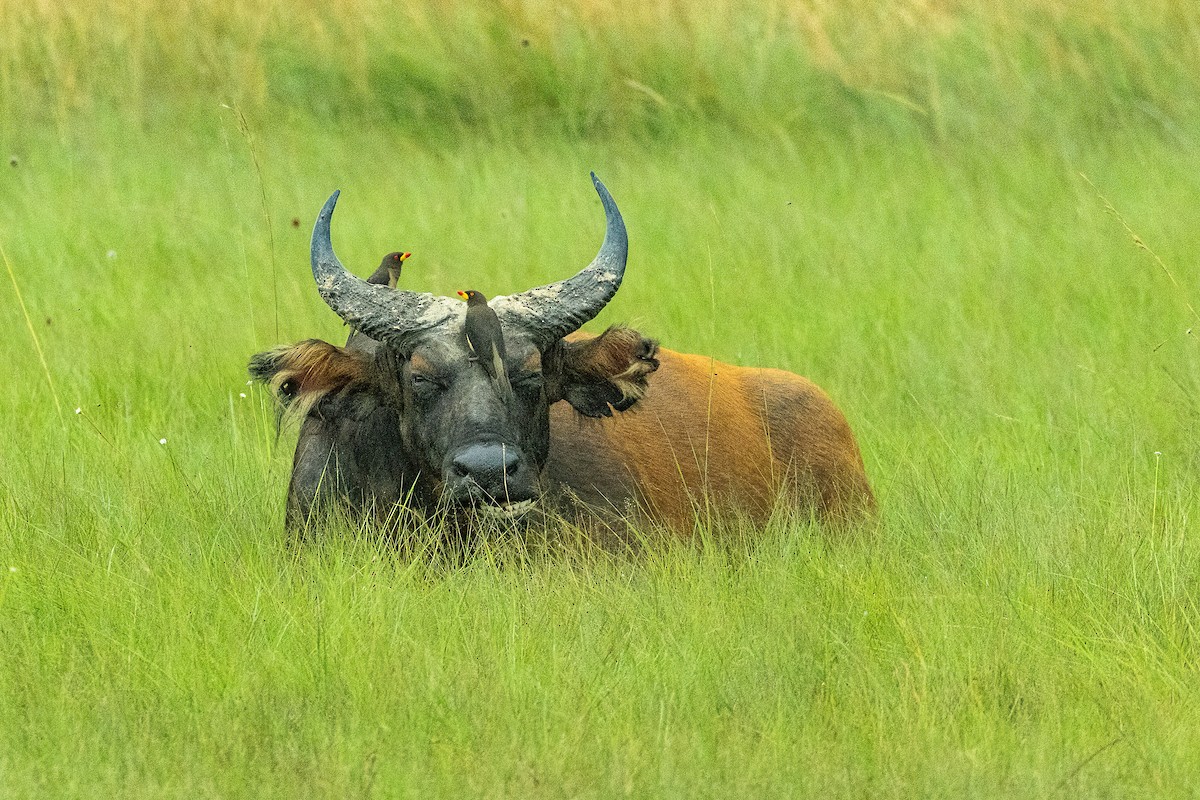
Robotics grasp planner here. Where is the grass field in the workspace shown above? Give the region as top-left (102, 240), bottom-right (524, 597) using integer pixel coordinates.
top-left (2, 1), bottom-right (1200, 797)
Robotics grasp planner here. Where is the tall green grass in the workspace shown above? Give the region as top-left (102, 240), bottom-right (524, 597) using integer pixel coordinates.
top-left (2, 1), bottom-right (1200, 796)
top-left (3, 0), bottom-right (1199, 142)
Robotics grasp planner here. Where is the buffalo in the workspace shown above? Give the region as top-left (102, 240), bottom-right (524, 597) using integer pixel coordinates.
top-left (250, 174), bottom-right (873, 542)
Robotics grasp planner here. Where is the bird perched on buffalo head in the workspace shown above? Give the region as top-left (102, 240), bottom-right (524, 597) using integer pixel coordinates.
top-left (366, 251), bottom-right (411, 289)
top-left (456, 290), bottom-right (509, 388)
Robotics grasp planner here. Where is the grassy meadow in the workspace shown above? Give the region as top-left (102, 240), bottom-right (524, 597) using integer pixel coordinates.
top-left (2, 0), bottom-right (1200, 796)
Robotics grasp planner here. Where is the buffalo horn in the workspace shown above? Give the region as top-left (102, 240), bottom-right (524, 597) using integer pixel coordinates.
top-left (491, 173), bottom-right (628, 347)
top-left (310, 190), bottom-right (460, 344)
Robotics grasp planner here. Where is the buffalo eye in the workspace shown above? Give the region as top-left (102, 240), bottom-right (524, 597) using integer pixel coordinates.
top-left (410, 372), bottom-right (446, 397)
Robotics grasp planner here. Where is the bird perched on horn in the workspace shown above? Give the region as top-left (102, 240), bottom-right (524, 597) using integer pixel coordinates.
top-left (346, 252), bottom-right (412, 344)
top-left (366, 251), bottom-right (410, 288)
top-left (457, 289), bottom-right (509, 388)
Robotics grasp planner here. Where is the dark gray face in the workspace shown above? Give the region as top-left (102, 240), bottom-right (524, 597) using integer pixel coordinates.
top-left (250, 322), bottom-right (659, 530)
top-left (395, 325), bottom-right (549, 515)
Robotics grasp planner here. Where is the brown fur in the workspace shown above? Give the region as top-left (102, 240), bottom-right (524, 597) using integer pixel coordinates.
top-left (546, 346), bottom-right (874, 531)
top-left (248, 339), bottom-right (369, 423)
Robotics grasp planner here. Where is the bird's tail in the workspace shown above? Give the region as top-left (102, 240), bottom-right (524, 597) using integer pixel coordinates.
top-left (490, 343), bottom-right (511, 395)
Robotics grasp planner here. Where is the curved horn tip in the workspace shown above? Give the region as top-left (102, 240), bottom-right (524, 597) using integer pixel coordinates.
top-left (590, 171), bottom-right (607, 196)
top-left (312, 190), bottom-right (345, 277)
top-left (319, 189), bottom-right (341, 220)
top-left (589, 173), bottom-right (622, 222)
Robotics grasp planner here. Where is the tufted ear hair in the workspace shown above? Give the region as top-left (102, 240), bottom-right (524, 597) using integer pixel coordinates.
top-left (546, 326), bottom-right (660, 418)
top-left (248, 339), bottom-right (371, 422)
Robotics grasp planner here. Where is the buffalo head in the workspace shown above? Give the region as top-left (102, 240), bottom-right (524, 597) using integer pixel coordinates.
top-left (250, 175), bottom-right (659, 528)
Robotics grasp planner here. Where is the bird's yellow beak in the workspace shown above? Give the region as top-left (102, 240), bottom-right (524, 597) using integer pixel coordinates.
top-left (456, 291), bottom-right (468, 301)
top-left (400, 252), bottom-right (411, 261)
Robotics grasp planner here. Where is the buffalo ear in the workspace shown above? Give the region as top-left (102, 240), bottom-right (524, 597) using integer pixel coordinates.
top-left (248, 339), bottom-right (370, 419)
top-left (547, 326), bottom-right (659, 418)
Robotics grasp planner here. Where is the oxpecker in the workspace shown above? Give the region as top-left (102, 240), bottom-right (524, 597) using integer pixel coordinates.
top-left (367, 251), bottom-right (411, 289)
top-left (457, 289), bottom-right (508, 387)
